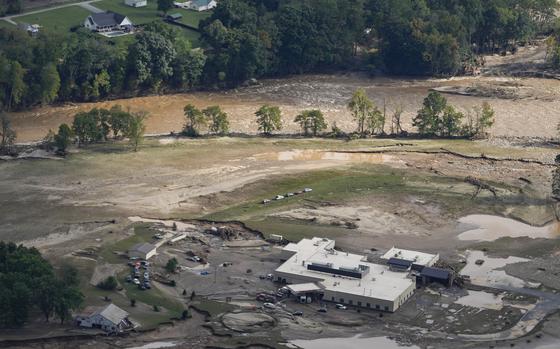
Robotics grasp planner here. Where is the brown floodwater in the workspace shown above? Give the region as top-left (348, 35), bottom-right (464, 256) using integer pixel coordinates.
top-left (8, 73), bottom-right (560, 143)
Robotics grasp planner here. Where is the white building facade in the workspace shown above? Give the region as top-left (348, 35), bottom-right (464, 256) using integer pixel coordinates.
top-left (274, 238), bottom-right (419, 312)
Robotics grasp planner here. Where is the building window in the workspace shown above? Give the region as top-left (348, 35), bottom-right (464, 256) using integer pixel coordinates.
top-left (375, 305), bottom-right (380, 309)
top-left (340, 298), bottom-right (344, 303)
top-left (349, 300), bottom-right (353, 305)
top-left (367, 303), bottom-right (371, 308)
top-left (331, 297), bottom-right (335, 301)
top-left (357, 301), bottom-right (362, 306)
top-left (384, 306), bottom-right (389, 311)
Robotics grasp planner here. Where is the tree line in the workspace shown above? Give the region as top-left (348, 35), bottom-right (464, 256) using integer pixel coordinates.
top-left (0, 242), bottom-right (83, 327)
top-left (1, 88), bottom-right (495, 156)
top-left (1, 0), bottom-right (557, 111)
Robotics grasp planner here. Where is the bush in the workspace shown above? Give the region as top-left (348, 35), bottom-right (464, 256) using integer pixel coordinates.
top-left (97, 276), bottom-right (118, 290)
top-left (130, 299), bottom-right (136, 307)
top-left (153, 305), bottom-right (160, 312)
top-left (165, 258), bottom-right (178, 273)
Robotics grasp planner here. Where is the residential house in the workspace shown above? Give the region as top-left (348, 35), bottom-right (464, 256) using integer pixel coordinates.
top-left (124, 0), bottom-right (147, 7)
top-left (185, 0), bottom-right (217, 11)
top-left (75, 304), bottom-right (133, 333)
top-left (84, 12), bottom-right (134, 33)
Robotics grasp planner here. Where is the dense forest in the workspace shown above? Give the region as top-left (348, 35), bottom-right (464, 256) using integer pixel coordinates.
top-left (0, 0), bottom-right (558, 111)
top-left (0, 242), bottom-right (83, 327)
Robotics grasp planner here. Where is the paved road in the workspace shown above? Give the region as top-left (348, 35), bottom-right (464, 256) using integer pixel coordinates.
top-left (0, 0), bottom-right (102, 26)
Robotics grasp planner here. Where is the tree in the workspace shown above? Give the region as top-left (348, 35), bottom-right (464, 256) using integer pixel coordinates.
top-left (0, 114), bottom-right (16, 152)
top-left (553, 154), bottom-right (560, 200)
top-left (294, 109), bottom-right (327, 136)
top-left (413, 91), bottom-right (448, 137)
top-left (54, 285), bottom-right (83, 324)
top-left (475, 102), bottom-right (495, 137)
top-left (347, 89), bottom-right (375, 136)
top-left (366, 106), bottom-right (385, 135)
top-left (255, 105), bottom-right (282, 135)
top-left (203, 105), bottom-right (229, 135)
top-left (440, 105), bottom-right (464, 137)
top-left (183, 104), bottom-right (207, 136)
top-left (165, 257), bottom-right (178, 273)
top-left (109, 105), bottom-right (132, 138)
top-left (129, 32), bottom-right (176, 89)
top-left (157, 0), bottom-right (173, 14)
top-left (190, 290), bottom-right (196, 300)
top-left (72, 111), bottom-right (100, 146)
top-left (125, 111), bottom-right (148, 152)
top-left (6, 61), bottom-right (26, 110)
top-left (54, 124), bottom-right (73, 154)
top-left (390, 104), bottom-right (404, 135)
top-left (97, 276), bottom-right (118, 290)
top-left (38, 63), bottom-right (60, 105)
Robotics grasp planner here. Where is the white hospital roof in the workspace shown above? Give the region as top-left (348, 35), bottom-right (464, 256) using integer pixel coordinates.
top-left (381, 247), bottom-right (438, 266)
top-left (276, 238), bottom-right (414, 301)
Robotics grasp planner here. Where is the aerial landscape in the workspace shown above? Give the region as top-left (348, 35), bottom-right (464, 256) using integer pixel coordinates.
top-left (2, 0), bottom-right (560, 349)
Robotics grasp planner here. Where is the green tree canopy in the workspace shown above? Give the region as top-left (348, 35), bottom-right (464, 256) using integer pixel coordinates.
top-left (203, 105), bottom-right (229, 135)
top-left (183, 104), bottom-right (207, 136)
top-left (294, 109), bottom-right (327, 136)
top-left (255, 105), bottom-right (282, 135)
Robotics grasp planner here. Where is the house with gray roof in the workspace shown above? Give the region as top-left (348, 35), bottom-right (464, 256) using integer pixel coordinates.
top-left (75, 304), bottom-right (134, 333)
top-left (84, 11), bottom-right (134, 33)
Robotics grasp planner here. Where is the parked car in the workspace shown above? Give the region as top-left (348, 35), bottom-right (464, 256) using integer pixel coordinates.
top-left (133, 278), bottom-right (140, 285)
top-left (292, 311), bottom-right (303, 316)
top-left (286, 192), bottom-right (294, 197)
top-left (143, 272), bottom-right (150, 279)
top-left (275, 195), bottom-right (285, 200)
top-left (335, 304), bottom-right (347, 310)
top-left (318, 308), bottom-right (327, 313)
top-left (263, 302), bottom-right (276, 309)
top-left (125, 275), bottom-right (132, 283)
top-left (143, 281), bottom-right (151, 289)
top-left (266, 273), bottom-right (273, 280)
top-left (262, 199), bottom-right (271, 204)
top-left (303, 188), bottom-right (313, 192)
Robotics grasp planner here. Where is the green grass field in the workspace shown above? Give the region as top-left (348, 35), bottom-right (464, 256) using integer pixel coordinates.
top-left (96, 0), bottom-right (210, 26)
top-left (0, 20), bottom-right (16, 29)
top-left (14, 6), bottom-right (92, 34)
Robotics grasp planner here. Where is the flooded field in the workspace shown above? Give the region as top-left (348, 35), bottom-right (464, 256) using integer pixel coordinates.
top-left (458, 215), bottom-right (560, 241)
top-left (8, 73), bottom-right (560, 143)
top-left (461, 250), bottom-right (532, 288)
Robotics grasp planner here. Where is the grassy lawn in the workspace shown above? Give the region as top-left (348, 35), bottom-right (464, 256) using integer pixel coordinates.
top-left (0, 20), bottom-right (16, 29)
top-left (96, 0), bottom-right (210, 26)
top-left (98, 223), bottom-right (154, 263)
top-left (14, 6), bottom-right (92, 34)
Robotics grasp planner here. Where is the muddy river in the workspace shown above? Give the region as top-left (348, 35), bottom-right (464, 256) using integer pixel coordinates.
top-left (9, 73), bottom-right (560, 143)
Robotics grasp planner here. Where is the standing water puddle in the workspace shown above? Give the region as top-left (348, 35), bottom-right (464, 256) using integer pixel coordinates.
top-left (257, 149), bottom-right (396, 163)
top-left (457, 215), bottom-right (559, 241)
top-left (290, 335), bottom-right (419, 349)
top-left (454, 290), bottom-right (504, 310)
top-left (460, 250), bottom-right (530, 288)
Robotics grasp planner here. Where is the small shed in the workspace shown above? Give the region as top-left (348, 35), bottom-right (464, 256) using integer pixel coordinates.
top-left (167, 13), bottom-right (183, 21)
top-left (125, 0), bottom-right (147, 7)
top-left (128, 242), bottom-right (157, 260)
top-left (419, 267), bottom-right (453, 287)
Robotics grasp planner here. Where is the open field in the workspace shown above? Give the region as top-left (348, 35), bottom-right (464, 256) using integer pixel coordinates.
top-left (1, 135), bottom-right (559, 348)
top-left (14, 5), bottom-right (91, 33)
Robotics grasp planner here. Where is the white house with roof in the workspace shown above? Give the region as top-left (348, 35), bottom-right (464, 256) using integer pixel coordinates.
top-left (75, 304), bottom-right (134, 333)
top-left (84, 12), bottom-right (134, 32)
top-left (274, 237), bottom-right (417, 312)
top-left (180, 0), bottom-right (217, 11)
top-left (125, 0), bottom-right (147, 7)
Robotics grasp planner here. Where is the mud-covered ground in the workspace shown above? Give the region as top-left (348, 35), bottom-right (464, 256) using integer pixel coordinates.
top-left (8, 44), bottom-right (560, 143)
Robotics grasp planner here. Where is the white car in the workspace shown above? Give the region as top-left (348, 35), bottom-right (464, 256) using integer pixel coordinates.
top-left (262, 199), bottom-right (271, 204)
top-left (275, 195), bottom-right (285, 200)
top-left (303, 188), bottom-right (313, 193)
top-left (335, 304), bottom-right (347, 310)
top-left (133, 278), bottom-right (140, 285)
top-left (144, 272), bottom-right (150, 279)
top-left (263, 302), bottom-right (276, 309)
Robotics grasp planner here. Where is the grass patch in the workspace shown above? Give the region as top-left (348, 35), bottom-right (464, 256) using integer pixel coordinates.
top-left (190, 298), bottom-right (235, 317)
top-left (0, 20), bottom-right (15, 29)
top-left (98, 223), bottom-right (154, 263)
top-left (14, 6), bottom-right (92, 34)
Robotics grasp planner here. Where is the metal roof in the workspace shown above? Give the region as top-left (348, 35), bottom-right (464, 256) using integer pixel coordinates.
top-left (387, 258), bottom-right (413, 268)
top-left (98, 304), bottom-right (129, 325)
top-left (420, 267), bottom-right (450, 280)
top-left (130, 242), bottom-right (156, 254)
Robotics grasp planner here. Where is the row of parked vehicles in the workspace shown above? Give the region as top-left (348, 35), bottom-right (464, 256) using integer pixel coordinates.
top-left (262, 188), bottom-right (313, 204)
top-left (126, 260), bottom-right (151, 290)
